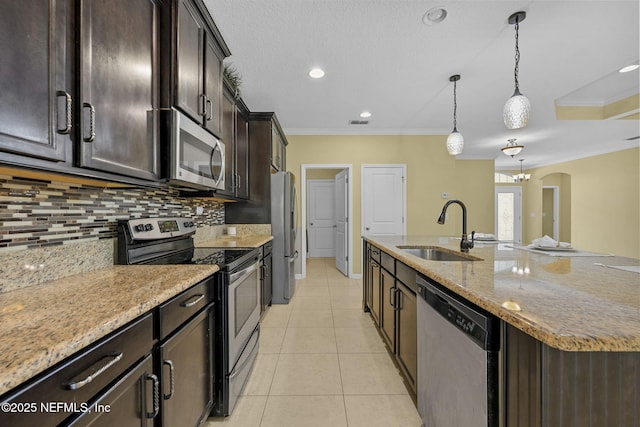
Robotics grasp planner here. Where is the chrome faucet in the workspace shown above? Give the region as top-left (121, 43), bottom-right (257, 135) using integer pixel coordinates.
top-left (437, 199), bottom-right (475, 252)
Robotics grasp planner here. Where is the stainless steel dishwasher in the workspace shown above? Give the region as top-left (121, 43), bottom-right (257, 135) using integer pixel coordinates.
top-left (417, 275), bottom-right (500, 427)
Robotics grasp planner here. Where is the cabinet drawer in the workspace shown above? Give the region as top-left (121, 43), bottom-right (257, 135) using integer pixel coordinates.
top-left (0, 313), bottom-right (154, 427)
top-left (381, 251), bottom-right (395, 274)
top-left (369, 245), bottom-right (381, 263)
top-left (158, 277), bottom-right (214, 340)
top-left (396, 261), bottom-right (417, 294)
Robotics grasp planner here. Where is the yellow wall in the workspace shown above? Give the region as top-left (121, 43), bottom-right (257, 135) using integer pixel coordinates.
top-left (306, 168), bottom-right (344, 180)
top-left (287, 135), bottom-right (495, 274)
top-left (522, 148), bottom-right (639, 258)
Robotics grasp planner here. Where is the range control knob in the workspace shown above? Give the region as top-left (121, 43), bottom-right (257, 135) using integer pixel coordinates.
top-left (144, 223), bottom-right (154, 231)
top-left (184, 221), bottom-right (194, 228)
top-left (134, 224), bottom-right (145, 232)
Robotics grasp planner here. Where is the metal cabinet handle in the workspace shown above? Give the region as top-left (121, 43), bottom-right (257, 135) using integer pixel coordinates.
top-left (199, 94), bottom-right (207, 117)
top-left (56, 91), bottom-right (72, 134)
top-left (236, 174), bottom-right (241, 189)
top-left (180, 293), bottom-right (205, 308)
top-left (163, 360), bottom-right (175, 400)
top-left (396, 290), bottom-right (403, 310)
top-left (145, 373), bottom-right (160, 419)
top-left (206, 98), bottom-right (213, 120)
top-left (389, 287), bottom-right (395, 308)
top-left (64, 352), bottom-right (122, 390)
top-left (82, 102), bottom-right (96, 142)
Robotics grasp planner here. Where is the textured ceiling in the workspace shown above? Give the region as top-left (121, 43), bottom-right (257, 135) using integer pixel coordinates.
top-left (204, 0), bottom-right (639, 169)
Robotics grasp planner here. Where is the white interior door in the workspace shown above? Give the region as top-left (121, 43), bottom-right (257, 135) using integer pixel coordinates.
top-left (308, 180), bottom-right (335, 257)
top-left (495, 186), bottom-right (522, 243)
top-left (362, 165), bottom-right (406, 237)
top-left (335, 170), bottom-right (348, 276)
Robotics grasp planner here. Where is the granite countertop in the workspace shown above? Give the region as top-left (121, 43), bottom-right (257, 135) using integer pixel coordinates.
top-left (0, 264), bottom-right (219, 396)
top-left (196, 234), bottom-right (273, 248)
top-left (365, 235), bottom-right (640, 352)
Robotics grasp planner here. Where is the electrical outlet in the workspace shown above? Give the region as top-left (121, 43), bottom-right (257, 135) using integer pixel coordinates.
top-left (196, 206), bottom-right (204, 215)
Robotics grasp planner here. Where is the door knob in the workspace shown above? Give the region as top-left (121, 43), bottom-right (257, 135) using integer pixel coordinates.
top-left (310, 222), bottom-right (314, 226)
top-left (366, 227), bottom-right (370, 231)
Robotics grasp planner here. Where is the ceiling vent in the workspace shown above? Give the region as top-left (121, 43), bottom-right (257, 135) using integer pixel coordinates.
top-left (349, 120), bottom-right (369, 125)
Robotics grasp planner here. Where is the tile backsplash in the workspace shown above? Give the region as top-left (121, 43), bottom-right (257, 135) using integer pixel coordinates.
top-left (0, 174), bottom-right (227, 292)
top-left (0, 174), bottom-right (224, 251)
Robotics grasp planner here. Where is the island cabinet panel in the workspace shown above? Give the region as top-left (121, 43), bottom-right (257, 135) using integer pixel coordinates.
top-left (0, 0), bottom-right (72, 162)
top-left (78, 0), bottom-right (161, 180)
top-left (380, 267), bottom-right (396, 350)
top-left (505, 324), bottom-right (640, 427)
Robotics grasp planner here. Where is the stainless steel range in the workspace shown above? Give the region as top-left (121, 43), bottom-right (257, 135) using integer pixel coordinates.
top-left (116, 217), bottom-right (260, 417)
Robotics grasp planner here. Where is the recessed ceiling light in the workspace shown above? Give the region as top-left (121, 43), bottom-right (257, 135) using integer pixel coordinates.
top-left (360, 111), bottom-right (371, 118)
top-left (308, 68), bottom-right (325, 79)
top-left (423, 7), bottom-right (447, 25)
top-left (619, 64), bottom-right (639, 73)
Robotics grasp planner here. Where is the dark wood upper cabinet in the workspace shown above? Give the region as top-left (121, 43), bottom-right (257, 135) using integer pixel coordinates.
top-left (174, 0), bottom-right (227, 139)
top-left (218, 85), bottom-right (249, 199)
top-left (176, 0), bottom-right (204, 123)
top-left (0, 0), bottom-right (72, 162)
top-left (77, 0), bottom-right (161, 181)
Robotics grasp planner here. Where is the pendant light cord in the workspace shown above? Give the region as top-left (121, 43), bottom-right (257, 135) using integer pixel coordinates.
top-left (452, 79), bottom-right (458, 131)
top-left (514, 19), bottom-right (520, 91)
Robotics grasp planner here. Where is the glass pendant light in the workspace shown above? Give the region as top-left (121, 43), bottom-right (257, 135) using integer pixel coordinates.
top-left (503, 11), bottom-right (531, 129)
top-left (446, 75), bottom-right (464, 155)
top-left (516, 159), bottom-right (531, 182)
top-left (501, 138), bottom-right (524, 157)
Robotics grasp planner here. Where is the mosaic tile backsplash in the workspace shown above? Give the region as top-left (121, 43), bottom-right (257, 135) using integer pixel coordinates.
top-left (0, 174), bottom-right (224, 251)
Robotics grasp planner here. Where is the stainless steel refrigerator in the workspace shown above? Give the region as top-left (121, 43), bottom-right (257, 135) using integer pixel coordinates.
top-left (271, 171), bottom-right (297, 304)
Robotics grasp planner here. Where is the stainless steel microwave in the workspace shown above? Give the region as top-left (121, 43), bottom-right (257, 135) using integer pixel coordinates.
top-left (169, 108), bottom-right (225, 191)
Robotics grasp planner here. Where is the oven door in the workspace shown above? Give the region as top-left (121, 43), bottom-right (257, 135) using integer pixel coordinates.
top-left (227, 260), bottom-right (261, 368)
top-left (170, 108), bottom-right (225, 190)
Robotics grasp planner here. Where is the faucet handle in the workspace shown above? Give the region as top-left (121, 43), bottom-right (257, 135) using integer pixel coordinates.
top-left (470, 230), bottom-right (475, 242)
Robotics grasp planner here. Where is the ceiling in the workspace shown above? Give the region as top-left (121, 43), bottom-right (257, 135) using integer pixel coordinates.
top-left (203, 0), bottom-right (640, 170)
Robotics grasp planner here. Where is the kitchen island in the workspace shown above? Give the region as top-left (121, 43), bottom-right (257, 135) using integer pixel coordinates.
top-left (363, 235), bottom-right (640, 426)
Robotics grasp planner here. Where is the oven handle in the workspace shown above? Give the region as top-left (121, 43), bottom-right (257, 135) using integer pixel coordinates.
top-left (229, 262), bottom-right (259, 284)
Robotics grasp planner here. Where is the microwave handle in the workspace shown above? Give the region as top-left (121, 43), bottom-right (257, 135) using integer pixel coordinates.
top-left (209, 140), bottom-right (225, 186)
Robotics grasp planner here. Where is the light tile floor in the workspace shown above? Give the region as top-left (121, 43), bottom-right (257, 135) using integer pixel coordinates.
top-left (206, 258), bottom-right (422, 427)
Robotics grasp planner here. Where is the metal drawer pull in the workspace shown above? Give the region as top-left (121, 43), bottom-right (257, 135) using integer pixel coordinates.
top-left (180, 293), bottom-right (205, 308)
top-left (64, 352), bottom-right (123, 390)
top-left (56, 90), bottom-right (72, 134)
top-left (82, 102), bottom-right (95, 142)
top-left (145, 373), bottom-right (159, 419)
top-left (163, 359), bottom-right (175, 400)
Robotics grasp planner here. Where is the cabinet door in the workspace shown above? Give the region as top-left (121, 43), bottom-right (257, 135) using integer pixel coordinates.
top-left (0, 0), bottom-right (71, 162)
top-left (235, 111), bottom-right (250, 199)
top-left (67, 355), bottom-right (156, 427)
top-left (271, 127), bottom-right (282, 171)
top-left (221, 91), bottom-right (236, 195)
top-left (159, 307), bottom-right (213, 427)
top-left (78, 0), bottom-right (160, 180)
top-left (203, 34), bottom-right (223, 137)
top-left (396, 283), bottom-right (417, 393)
top-left (380, 269), bottom-right (396, 351)
top-left (176, 0), bottom-right (204, 124)
top-left (369, 260), bottom-right (381, 326)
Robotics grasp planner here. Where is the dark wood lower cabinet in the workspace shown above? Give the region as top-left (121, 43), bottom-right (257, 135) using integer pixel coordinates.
top-left (362, 241), bottom-right (417, 395)
top-left (68, 355), bottom-right (156, 427)
top-left (158, 307), bottom-right (213, 427)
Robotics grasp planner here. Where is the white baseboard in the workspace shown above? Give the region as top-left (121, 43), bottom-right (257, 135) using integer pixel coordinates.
top-left (295, 274), bottom-right (304, 280)
top-left (350, 274), bottom-right (362, 279)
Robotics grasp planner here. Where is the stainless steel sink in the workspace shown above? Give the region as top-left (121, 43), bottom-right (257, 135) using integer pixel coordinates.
top-left (398, 246), bottom-right (482, 262)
